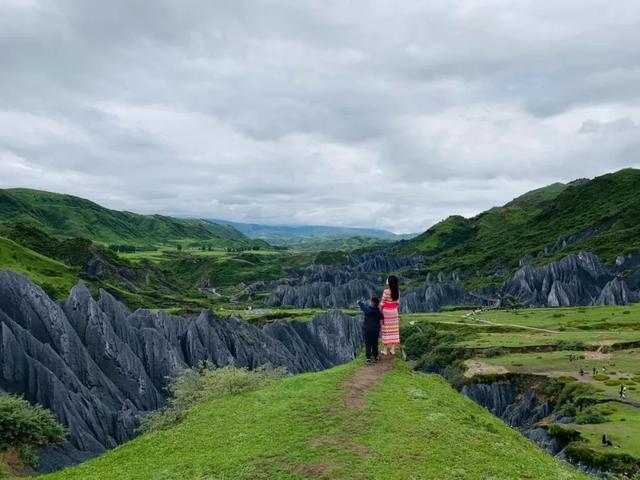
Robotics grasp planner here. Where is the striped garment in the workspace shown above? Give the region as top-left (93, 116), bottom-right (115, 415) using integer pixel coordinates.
top-left (380, 288), bottom-right (400, 345)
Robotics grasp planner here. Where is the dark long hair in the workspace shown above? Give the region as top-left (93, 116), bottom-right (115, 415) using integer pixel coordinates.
top-left (387, 275), bottom-right (399, 301)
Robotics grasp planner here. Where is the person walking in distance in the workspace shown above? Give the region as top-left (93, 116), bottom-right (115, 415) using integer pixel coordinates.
top-left (380, 275), bottom-right (401, 356)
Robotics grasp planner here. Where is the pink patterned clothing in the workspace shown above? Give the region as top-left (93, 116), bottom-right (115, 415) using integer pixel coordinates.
top-left (380, 288), bottom-right (400, 345)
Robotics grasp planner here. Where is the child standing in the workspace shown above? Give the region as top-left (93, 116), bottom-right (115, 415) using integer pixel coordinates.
top-left (358, 297), bottom-right (383, 364)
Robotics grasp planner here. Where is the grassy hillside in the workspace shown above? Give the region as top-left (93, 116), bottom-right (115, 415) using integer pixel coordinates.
top-left (395, 168), bottom-right (640, 276)
top-left (0, 189), bottom-right (255, 247)
top-left (0, 237), bottom-right (77, 298)
top-left (40, 360), bottom-right (585, 480)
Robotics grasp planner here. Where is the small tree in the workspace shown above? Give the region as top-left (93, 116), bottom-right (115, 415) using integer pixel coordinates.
top-left (0, 395), bottom-right (67, 467)
top-left (176, 244), bottom-right (182, 252)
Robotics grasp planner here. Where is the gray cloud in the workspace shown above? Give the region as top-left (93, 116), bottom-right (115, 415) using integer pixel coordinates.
top-left (1, 0), bottom-right (640, 233)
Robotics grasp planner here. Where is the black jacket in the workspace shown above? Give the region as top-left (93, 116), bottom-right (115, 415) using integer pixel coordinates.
top-left (358, 301), bottom-right (383, 334)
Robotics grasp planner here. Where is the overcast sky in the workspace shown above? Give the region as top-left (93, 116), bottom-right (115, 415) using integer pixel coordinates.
top-left (1, 1), bottom-right (640, 233)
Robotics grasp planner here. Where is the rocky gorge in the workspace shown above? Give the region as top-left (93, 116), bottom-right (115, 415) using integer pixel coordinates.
top-left (0, 271), bottom-right (364, 472)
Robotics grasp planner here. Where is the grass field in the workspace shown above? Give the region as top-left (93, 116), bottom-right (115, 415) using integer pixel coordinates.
top-left (37, 360), bottom-right (585, 480)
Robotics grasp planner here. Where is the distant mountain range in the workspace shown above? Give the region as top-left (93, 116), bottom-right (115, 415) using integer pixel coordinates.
top-left (210, 219), bottom-right (416, 250)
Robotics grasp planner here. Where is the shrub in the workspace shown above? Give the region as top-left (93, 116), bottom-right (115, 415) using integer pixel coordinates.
top-left (401, 323), bottom-right (437, 359)
top-left (0, 395), bottom-right (66, 467)
top-left (575, 407), bottom-right (607, 424)
top-left (556, 340), bottom-right (587, 351)
top-left (564, 443), bottom-right (640, 476)
top-left (593, 374), bottom-right (610, 381)
top-left (139, 363), bottom-right (286, 434)
top-left (604, 379), bottom-right (622, 386)
top-left (546, 425), bottom-right (581, 443)
top-left (483, 347), bottom-right (506, 358)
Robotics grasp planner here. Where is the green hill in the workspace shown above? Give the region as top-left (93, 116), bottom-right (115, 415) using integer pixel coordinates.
top-left (0, 236), bottom-right (77, 298)
top-left (39, 360), bottom-right (585, 480)
top-left (395, 168), bottom-right (640, 276)
top-left (0, 189), bottom-right (254, 247)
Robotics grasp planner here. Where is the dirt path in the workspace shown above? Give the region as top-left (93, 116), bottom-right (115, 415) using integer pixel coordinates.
top-left (297, 357), bottom-right (396, 478)
top-left (337, 355), bottom-right (396, 411)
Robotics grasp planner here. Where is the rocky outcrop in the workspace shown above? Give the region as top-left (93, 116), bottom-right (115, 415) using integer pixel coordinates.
top-left (595, 278), bottom-right (639, 305)
top-left (503, 252), bottom-right (614, 307)
top-left (347, 252), bottom-right (424, 273)
top-left (0, 271), bottom-right (363, 472)
top-left (401, 284), bottom-right (481, 313)
top-left (267, 278), bottom-right (379, 308)
top-left (460, 379), bottom-right (551, 428)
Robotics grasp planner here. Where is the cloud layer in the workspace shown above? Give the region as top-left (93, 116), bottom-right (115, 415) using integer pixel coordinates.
top-left (1, 0), bottom-right (639, 232)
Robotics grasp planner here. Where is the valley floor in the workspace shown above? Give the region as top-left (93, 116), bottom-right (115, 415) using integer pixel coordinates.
top-left (37, 359), bottom-right (585, 480)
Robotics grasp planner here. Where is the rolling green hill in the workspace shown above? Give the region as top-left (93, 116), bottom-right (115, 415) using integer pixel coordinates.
top-left (38, 360), bottom-right (585, 480)
top-left (395, 168), bottom-right (640, 276)
top-left (0, 189), bottom-right (256, 247)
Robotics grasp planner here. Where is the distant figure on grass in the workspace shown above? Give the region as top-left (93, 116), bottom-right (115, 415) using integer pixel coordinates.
top-left (358, 297), bottom-right (383, 364)
top-left (620, 385), bottom-right (626, 399)
top-left (380, 275), bottom-right (401, 356)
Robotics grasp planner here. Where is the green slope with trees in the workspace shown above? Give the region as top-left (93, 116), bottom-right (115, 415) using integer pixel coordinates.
top-left (394, 168), bottom-right (640, 276)
top-left (0, 189), bottom-right (259, 248)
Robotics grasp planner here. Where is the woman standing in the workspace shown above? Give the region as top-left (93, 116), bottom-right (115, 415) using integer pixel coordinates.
top-left (380, 275), bottom-right (400, 356)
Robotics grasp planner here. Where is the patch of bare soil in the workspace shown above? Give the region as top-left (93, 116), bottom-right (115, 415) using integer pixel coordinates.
top-left (0, 448), bottom-right (35, 477)
top-left (464, 359), bottom-right (510, 378)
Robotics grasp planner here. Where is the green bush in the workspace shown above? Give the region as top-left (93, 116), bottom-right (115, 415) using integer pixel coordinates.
top-left (483, 347), bottom-right (507, 358)
top-left (0, 395), bottom-right (66, 467)
top-left (603, 379), bottom-right (622, 386)
top-left (546, 425), bottom-right (581, 443)
top-left (401, 323), bottom-right (437, 359)
top-left (593, 374), bottom-right (610, 381)
top-left (555, 340), bottom-right (587, 351)
top-left (140, 363), bottom-right (286, 434)
top-left (575, 407), bottom-right (607, 425)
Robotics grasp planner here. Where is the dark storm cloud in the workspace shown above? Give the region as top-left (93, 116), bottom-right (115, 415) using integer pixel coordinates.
top-left (1, 0), bottom-right (640, 232)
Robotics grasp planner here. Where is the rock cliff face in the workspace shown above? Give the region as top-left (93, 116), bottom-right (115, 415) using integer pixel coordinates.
top-left (0, 271), bottom-right (363, 472)
top-left (460, 380), bottom-right (551, 428)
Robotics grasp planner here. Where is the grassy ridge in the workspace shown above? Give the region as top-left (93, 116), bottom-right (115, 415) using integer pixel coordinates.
top-left (39, 361), bottom-right (585, 480)
top-left (395, 168), bottom-right (640, 275)
top-left (0, 189), bottom-right (255, 247)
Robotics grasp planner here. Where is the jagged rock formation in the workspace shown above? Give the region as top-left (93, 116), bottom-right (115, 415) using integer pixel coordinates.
top-left (0, 271), bottom-right (363, 472)
top-left (596, 277), bottom-right (639, 305)
top-left (268, 251), bottom-right (640, 312)
top-left (266, 252), bottom-right (421, 308)
top-left (504, 252), bottom-right (613, 307)
top-left (268, 279), bottom-right (379, 308)
top-left (401, 284), bottom-right (481, 313)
